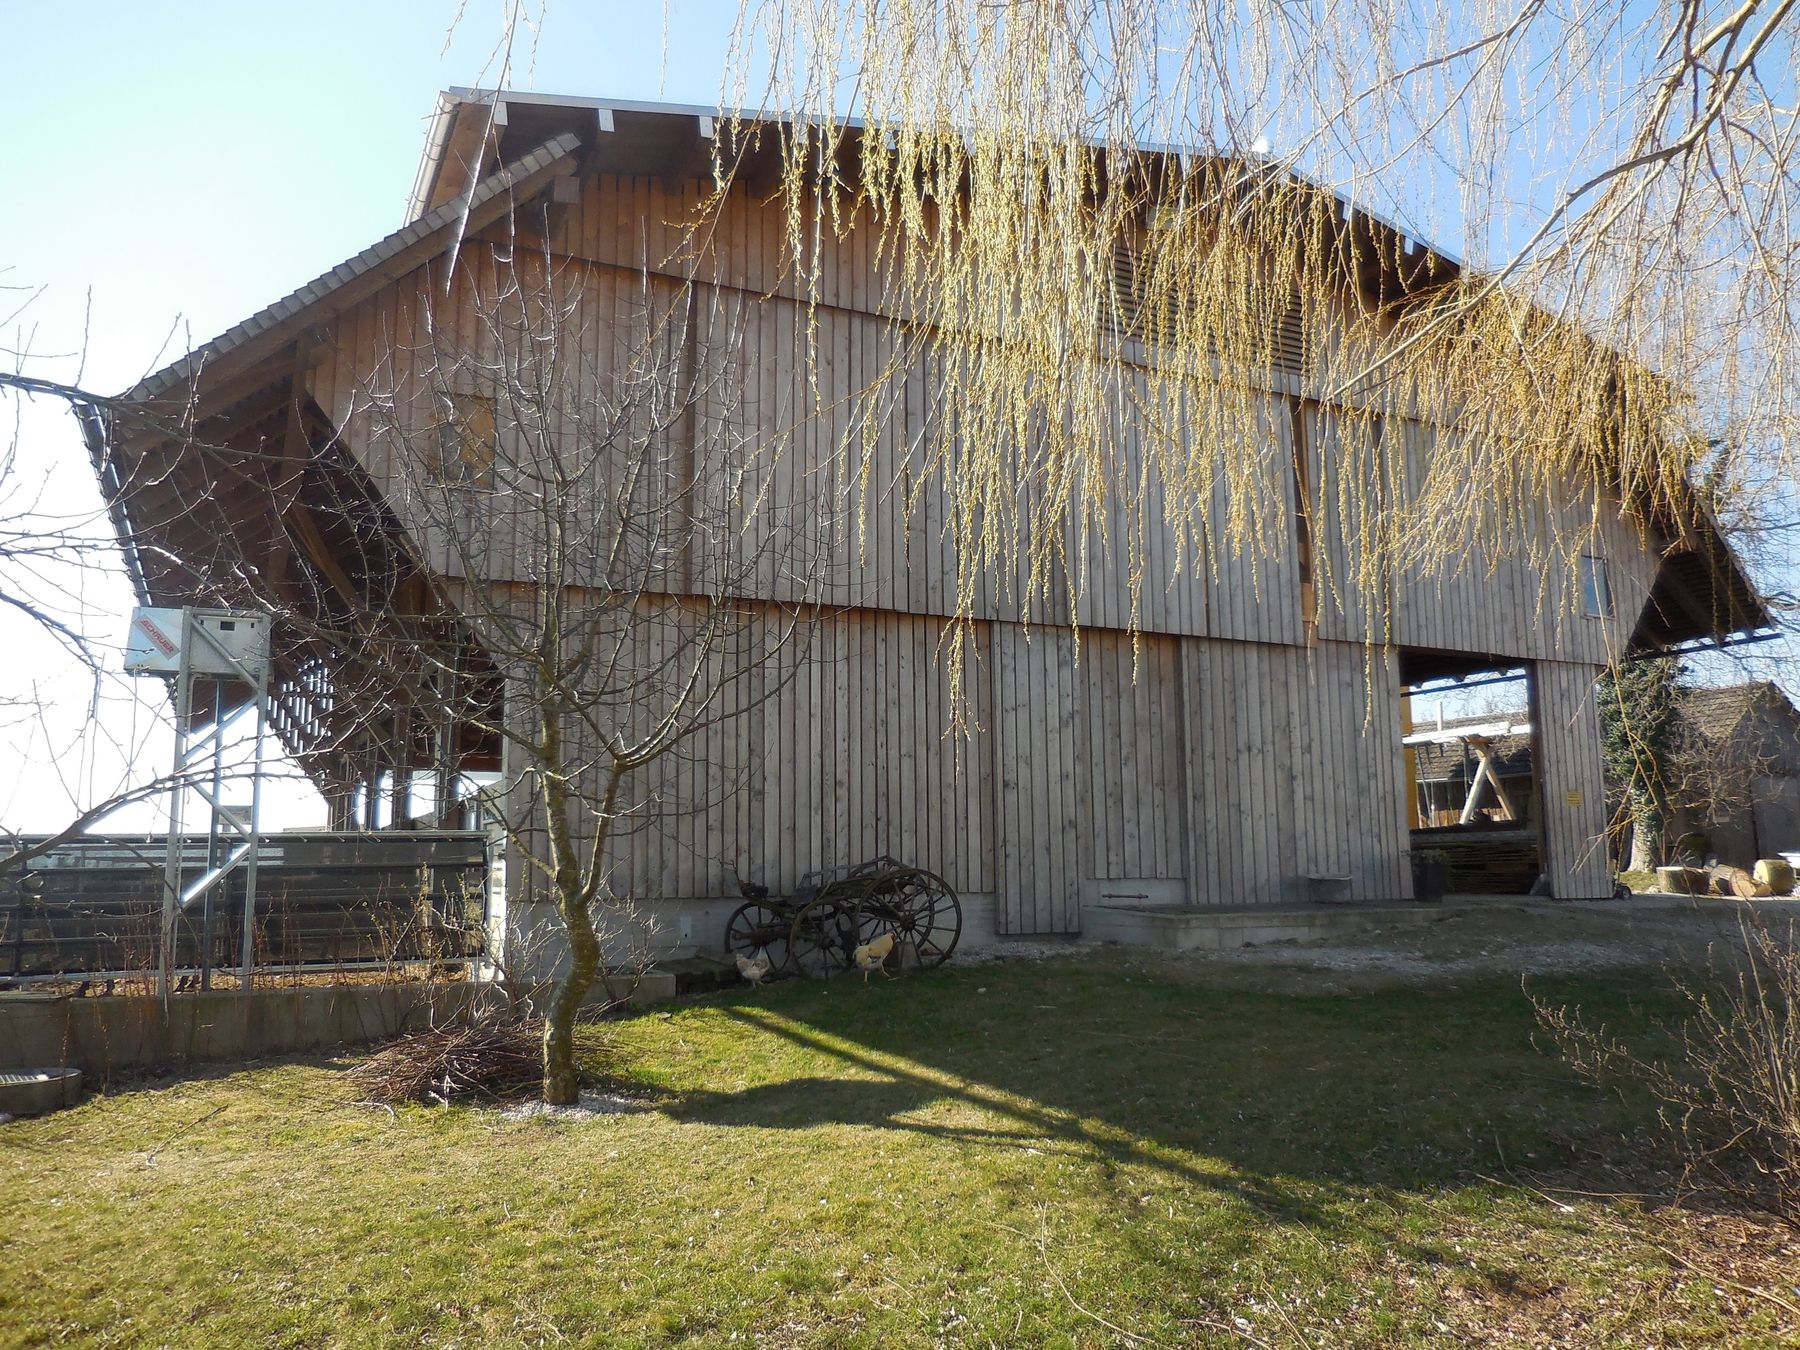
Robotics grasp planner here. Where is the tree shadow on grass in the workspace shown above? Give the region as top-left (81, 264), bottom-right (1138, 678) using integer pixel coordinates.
top-left (652, 961), bottom-right (1696, 1271)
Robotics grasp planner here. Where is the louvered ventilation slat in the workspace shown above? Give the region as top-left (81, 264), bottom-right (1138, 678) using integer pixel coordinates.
top-left (1104, 241), bottom-right (1308, 375)
top-left (1105, 242), bottom-right (1143, 340)
top-left (1104, 242), bottom-right (1184, 344)
top-left (1270, 299), bottom-right (1307, 376)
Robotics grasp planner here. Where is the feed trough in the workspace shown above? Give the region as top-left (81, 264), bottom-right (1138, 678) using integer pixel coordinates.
top-left (0, 1068), bottom-right (82, 1118)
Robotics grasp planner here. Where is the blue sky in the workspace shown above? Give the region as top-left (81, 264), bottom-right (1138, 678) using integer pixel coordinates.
top-left (1, 1), bottom-right (743, 830)
top-left (1, 2), bottom-right (1792, 831)
top-left (4, 2), bottom-right (738, 396)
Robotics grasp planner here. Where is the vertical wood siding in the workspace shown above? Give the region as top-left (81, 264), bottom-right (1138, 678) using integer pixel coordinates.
top-left (991, 623), bottom-right (1083, 933)
top-left (1531, 660), bottom-right (1615, 899)
top-left (1078, 631), bottom-right (1188, 881)
top-left (1181, 637), bottom-right (1412, 906)
top-left (296, 171), bottom-right (1664, 944)
top-left (496, 606), bottom-right (997, 910)
top-left (310, 217), bottom-right (1661, 677)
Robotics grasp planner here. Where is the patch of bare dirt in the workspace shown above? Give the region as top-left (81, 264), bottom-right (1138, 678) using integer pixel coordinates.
top-left (499, 1089), bottom-right (651, 1122)
top-left (1423, 1184), bottom-right (1800, 1347)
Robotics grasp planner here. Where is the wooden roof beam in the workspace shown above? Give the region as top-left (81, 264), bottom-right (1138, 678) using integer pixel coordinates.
top-left (285, 502), bottom-right (362, 612)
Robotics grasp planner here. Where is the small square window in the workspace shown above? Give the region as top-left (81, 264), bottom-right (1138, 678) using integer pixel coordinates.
top-left (1580, 555), bottom-right (1613, 618)
top-left (429, 393), bottom-right (497, 488)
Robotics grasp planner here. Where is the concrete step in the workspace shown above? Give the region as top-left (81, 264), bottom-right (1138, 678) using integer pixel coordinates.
top-left (653, 956), bottom-right (742, 997)
top-left (577, 968), bottom-right (681, 1009)
top-left (1082, 901), bottom-right (1445, 952)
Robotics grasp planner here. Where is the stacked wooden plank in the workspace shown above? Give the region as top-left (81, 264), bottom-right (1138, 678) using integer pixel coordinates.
top-left (1410, 826), bottom-right (1541, 894)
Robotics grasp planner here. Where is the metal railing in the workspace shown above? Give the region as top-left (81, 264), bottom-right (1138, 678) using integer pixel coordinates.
top-left (0, 832), bottom-right (489, 986)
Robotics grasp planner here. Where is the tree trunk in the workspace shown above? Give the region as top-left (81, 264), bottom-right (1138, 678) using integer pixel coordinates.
top-left (1627, 789), bottom-right (1663, 873)
top-left (533, 680), bottom-right (627, 1105)
top-left (533, 667), bottom-right (603, 1107)
top-left (541, 880), bottom-right (601, 1105)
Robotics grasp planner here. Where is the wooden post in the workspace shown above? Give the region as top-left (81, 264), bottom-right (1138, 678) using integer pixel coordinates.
top-left (1400, 691), bottom-right (1422, 828)
top-left (1460, 736), bottom-right (1517, 823)
top-left (1458, 753), bottom-right (1492, 824)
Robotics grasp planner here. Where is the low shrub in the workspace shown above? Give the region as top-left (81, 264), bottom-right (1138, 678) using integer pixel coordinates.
top-left (1535, 914), bottom-right (1800, 1224)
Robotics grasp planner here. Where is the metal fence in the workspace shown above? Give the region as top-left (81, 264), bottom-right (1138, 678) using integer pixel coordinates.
top-left (0, 832), bottom-right (489, 984)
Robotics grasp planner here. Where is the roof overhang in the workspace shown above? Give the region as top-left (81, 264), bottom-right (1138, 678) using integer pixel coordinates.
top-left (410, 90), bottom-right (727, 225)
top-left (128, 130), bottom-right (584, 413)
top-left (1629, 488), bottom-right (1773, 653)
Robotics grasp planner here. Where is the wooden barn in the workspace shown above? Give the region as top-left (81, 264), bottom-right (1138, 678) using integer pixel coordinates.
top-left (88, 90), bottom-right (1771, 973)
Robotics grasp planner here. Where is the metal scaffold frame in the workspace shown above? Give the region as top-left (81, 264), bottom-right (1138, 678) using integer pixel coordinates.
top-left (126, 607), bottom-right (272, 1001)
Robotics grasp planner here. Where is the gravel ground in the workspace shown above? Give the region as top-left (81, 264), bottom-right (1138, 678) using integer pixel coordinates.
top-left (959, 936), bottom-right (1103, 965)
top-left (500, 1088), bottom-right (650, 1122)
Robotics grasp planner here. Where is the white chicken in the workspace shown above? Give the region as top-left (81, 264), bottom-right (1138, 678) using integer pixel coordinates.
top-left (736, 948), bottom-right (772, 987)
top-left (851, 930), bottom-right (897, 982)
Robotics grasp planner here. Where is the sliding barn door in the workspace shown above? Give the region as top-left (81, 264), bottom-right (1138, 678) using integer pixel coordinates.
top-left (991, 624), bottom-right (1082, 934)
top-left (1531, 660), bottom-right (1614, 899)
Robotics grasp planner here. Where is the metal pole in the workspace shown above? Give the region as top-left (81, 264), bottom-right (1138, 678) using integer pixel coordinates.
top-left (157, 612), bottom-right (193, 1007)
top-left (239, 687), bottom-right (267, 989)
top-left (200, 678), bottom-right (225, 991)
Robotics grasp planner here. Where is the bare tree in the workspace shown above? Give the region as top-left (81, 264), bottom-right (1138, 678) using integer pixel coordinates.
top-left (0, 359), bottom-right (250, 883)
top-left (8, 223), bottom-right (836, 1099)
top-left (1665, 684), bottom-right (1797, 864)
top-left (352, 248), bottom-right (834, 1103)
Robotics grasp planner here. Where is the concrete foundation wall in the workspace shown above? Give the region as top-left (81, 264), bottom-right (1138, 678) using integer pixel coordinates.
top-left (1082, 900), bottom-right (1443, 951)
top-left (0, 971), bottom-right (680, 1083)
top-left (504, 892), bottom-right (1000, 981)
top-left (0, 983), bottom-right (480, 1083)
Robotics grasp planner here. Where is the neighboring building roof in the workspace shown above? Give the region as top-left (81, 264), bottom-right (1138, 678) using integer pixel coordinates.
top-left (1411, 683), bottom-right (1800, 784)
top-left (1678, 680), bottom-right (1800, 742)
top-left (1410, 711), bottom-right (1533, 783)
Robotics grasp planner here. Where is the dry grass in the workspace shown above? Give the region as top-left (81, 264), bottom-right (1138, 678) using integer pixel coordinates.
top-left (1535, 912), bottom-right (1800, 1226)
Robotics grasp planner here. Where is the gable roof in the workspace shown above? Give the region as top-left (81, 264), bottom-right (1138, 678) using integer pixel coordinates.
top-left (120, 131), bottom-right (584, 407)
top-left (98, 89), bottom-right (1770, 654)
top-left (1679, 680), bottom-right (1800, 742)
top-left (409, 87), bottom-right (1462, 278)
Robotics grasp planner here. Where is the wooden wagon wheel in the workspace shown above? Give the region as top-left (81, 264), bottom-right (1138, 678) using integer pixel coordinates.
top-left (722, 900), bottom-right (794, 976)
top-left (874, 868), bottom-right (962, 969)
top-left (787, 895), bottom-right (860, 979)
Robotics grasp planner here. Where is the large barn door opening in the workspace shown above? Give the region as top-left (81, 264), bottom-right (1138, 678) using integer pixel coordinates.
top-left (1400, 655), bottom-right (1542, 895)
top-left (991, 624), bottom-right (1082, 934)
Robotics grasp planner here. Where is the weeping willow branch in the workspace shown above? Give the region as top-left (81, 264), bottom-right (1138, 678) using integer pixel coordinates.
top-left (709, 1), bottom-right (1794, 648)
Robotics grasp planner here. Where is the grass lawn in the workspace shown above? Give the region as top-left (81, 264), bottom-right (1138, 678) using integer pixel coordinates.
top-left (4, 950), bottom-right (1797, 1348)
